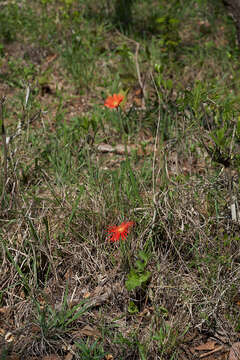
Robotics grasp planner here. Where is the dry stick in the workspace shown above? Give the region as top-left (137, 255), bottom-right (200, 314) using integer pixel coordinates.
top-left (229, 121), bottom-right (236, 157)
top-left (228, 122), bottom-right (238, 221)
top-left (134, 42), bottom-right (146, 109)
top-left (199, 345), bottom-right (224, 358)
top-left (148, 72), bottom-right (161, 240)
top-left (0, 97), bottom-right (8, 206)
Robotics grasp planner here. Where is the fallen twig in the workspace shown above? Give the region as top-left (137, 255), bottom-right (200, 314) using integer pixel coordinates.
top-left (199, 345), bottom-right (224, 358)
top-left (96, 143), bottom-right (153, 156)
top-left (0, 96), bottom-right (8, 206)
top-left (134, 42), bottom-right (146, 109)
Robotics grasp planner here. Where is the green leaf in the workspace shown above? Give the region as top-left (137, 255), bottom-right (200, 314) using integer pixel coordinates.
top-left (156, 16), bottom-right (166, 24)
top-left (125, 269), bottom-right (151, 291)
top-left (135, 259), bottom-right (145, 272)
top-left (125, 269), bottom-right (140, 291)
top-left (128, 300), bottom-right (139, 314)
top-left (210, 127), bottom-right (229, 148)
top-left (138, 271), bottom-right (151, 284)
top-left (138, 250), bottom-right (149, 264)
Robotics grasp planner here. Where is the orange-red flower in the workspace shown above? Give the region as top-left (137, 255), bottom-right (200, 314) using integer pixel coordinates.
top-left (107, 221), bottom-right (134, 242)
top-left (104, 93), bottom-right (124, 109)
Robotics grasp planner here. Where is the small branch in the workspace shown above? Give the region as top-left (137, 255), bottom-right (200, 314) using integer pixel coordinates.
top-left (199, 345), bottom-right (224, 358)
top-left (0, 96), bottom-right (8, 205)
top-left (148, 72), bottom-right (161, 239)
top-left (229, 121), bottom-right (236, 157)
top-left (96, 142), bottom-right (153, 155)
top-left (134, 42), bottom-right (146, 108)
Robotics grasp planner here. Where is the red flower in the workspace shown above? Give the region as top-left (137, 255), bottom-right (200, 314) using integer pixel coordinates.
top-left (104, 93), bottom-right (124, 109)
top-left (107, 221), bottom-right (134, 242)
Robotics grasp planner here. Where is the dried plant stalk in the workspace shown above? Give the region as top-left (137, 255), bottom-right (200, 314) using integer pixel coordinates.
top-left (0, 96), bottom-right (8, 206)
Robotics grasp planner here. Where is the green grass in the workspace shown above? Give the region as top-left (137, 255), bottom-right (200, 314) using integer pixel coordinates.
top-left (1, 0), bottom-right (240, 359)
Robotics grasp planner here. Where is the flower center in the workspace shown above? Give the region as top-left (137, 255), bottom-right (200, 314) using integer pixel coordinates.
top-left (118, 225), bottom-right (125, 232)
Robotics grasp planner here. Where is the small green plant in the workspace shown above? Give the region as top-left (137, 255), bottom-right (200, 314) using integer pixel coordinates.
top-left (127, 300), bottom-right (139, 314)
top-left (75, 339), bottom-right (106, 360)
top-left (104, 91), bottom-right (136, 134)
top-left (210, 126), bottom-right (230, 149)
top-left (152, 15), bottom-right (180, 51)
top-left (202, 113), bottom-right (240, 168)
top-left (152, 317), bottom-right (182, 359)
top-left (34, 287), bottom-right (90, 338)
top-left (125, 250), bottom-right (151, 291)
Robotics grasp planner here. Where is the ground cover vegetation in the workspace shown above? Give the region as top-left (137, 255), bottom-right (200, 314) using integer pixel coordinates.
top-left (1, 0), bottom-right (240, 359)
